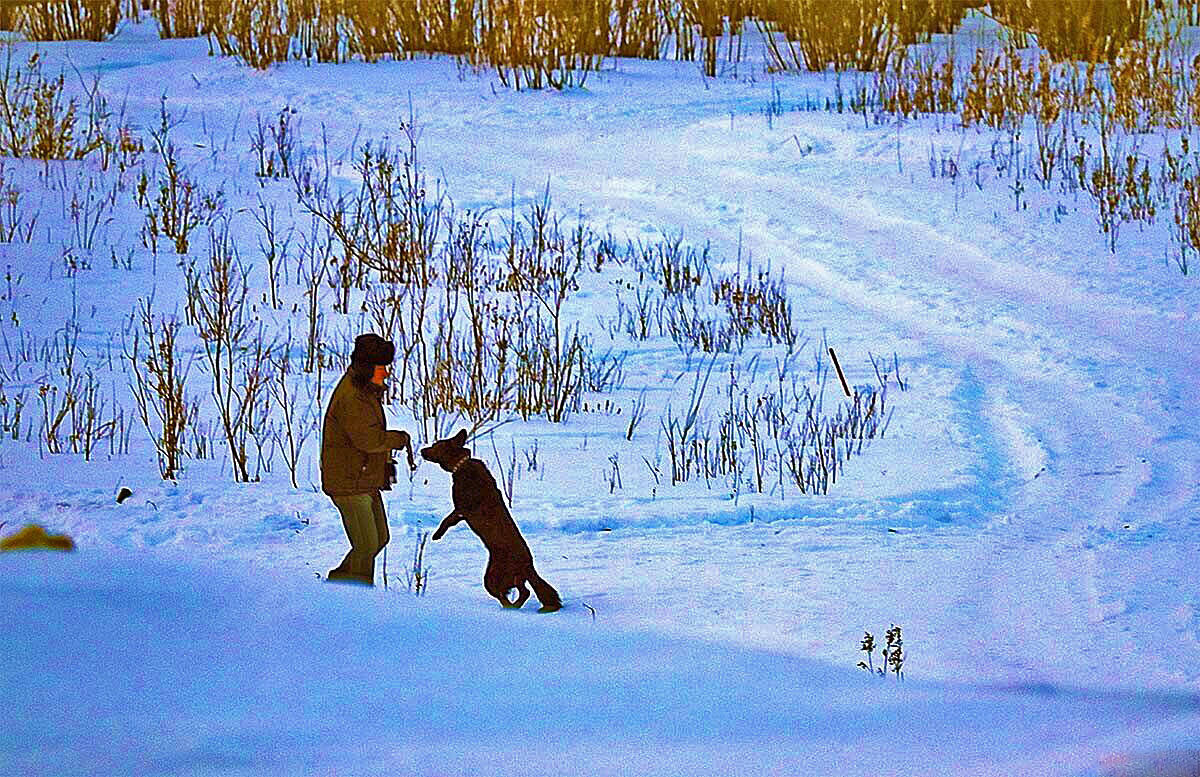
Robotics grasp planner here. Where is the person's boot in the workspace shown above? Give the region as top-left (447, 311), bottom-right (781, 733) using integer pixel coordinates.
top-left (328, 551), bottom-right (356, 583)
top-left (328, 558), bottom-right (370, 585)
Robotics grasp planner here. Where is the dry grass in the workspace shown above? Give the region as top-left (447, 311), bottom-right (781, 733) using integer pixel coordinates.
top-left (9, 0), bottom-right (124, 42)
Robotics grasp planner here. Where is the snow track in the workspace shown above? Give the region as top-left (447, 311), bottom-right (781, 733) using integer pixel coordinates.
top-left (418, 90), bottom-right (1200, 688)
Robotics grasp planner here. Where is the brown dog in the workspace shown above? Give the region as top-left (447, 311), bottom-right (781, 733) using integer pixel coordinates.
top-left (424, 430), bottom-right (561, 613)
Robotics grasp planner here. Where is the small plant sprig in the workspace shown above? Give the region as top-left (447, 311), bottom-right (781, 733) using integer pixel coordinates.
top-left (857, 624), bottom-right (905, 680)
top-left (0, 163), bottom-right (37, 243)
top-left (858, 631), bottom-right (876, 674)
top-left (606, 452), bottom-right (622, 493)
top-left (250, 106), bottom-right (300, 181)
top-left (886, 624), bottom-right (905, 679)
top-left (403, 528), bottom-right (431, 596)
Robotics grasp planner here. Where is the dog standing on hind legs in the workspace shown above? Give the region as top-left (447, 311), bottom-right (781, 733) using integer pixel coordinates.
top-left (424, 430), bottom-right (562, 613)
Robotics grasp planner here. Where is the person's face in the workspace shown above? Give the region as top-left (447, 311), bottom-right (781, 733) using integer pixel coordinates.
top-left (372, 364), bottom-right (389, 386)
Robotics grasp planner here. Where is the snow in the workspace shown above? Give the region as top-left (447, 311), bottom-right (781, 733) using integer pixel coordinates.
top-left (1, 13), bottom-right (1199, 776)
top-left (4, 551), bottom-right (1199, 777)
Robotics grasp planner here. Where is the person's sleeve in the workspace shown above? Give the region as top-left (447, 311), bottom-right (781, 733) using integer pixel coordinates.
top-left (339, 402), bottom-right (408, 454)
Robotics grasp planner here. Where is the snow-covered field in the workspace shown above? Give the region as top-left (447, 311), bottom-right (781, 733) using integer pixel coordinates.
top-left (2, 13), bottom-right (1200, 776)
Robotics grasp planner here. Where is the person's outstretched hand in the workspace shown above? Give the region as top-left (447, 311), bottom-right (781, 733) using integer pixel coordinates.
top-left (396, 431), bottom-right (417, 472)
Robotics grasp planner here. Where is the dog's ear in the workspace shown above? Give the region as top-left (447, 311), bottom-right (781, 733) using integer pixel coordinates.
top-left (453, 429), bottom-right (468, 447)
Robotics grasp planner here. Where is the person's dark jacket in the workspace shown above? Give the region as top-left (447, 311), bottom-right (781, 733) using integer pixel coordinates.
top-left (320, 366), bottom-right (410, 497)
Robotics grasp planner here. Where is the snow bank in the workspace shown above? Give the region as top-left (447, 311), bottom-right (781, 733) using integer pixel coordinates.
top-left (2, 550), bottom-right (1197, 777)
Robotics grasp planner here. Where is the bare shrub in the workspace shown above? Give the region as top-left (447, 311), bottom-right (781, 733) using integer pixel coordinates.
top-left (37, 330), bottom-right (126, 458)
top-left (297, 120), bottom-right (443, 292)
top-left (138, 102), bottom-right (224, 254)
top-left (252, 193), bottom-right (290, 308)
top-left (674, 1), bottom-right (754, 78)
top-left (0, 383), bottom-right (26, 442)
top-left (625, 389), bottom-right (648, 440)
top-left (250, 105), bottom-right (300, 181)
top-left (268, 341), bottom-right (318, 488)
top-left (187, 219), bottom-right (274, 482)
top-left (1173, 167), bottom-right (1200, 275)
top-left (32, 316), bottom-right (127, 461)
top-left (58, 165), bottom-right (118, 254)
top-left (295, 214), bottom-right (331, 373)
top-left (124, 297), bottom-right (198, 480)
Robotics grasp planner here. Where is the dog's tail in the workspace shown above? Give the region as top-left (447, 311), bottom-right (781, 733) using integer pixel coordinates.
top-left (527, 569), bottom-right (561, 611)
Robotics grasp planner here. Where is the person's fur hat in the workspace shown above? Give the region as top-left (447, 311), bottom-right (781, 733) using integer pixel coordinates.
top-left (351, 333), bottom-right (395, 366)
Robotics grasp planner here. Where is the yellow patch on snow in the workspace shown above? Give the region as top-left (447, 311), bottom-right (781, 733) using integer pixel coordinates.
top-left (0, 524), bottom-right (75, 552)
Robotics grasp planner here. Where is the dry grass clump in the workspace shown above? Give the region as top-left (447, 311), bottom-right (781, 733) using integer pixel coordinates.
top-left (8, 0), bottom-right (123, 41)
top-left (890, 0), bottom-right (977, 44)
top-left (294, 121), bottom-right (624, 439)
top-left (597, 226), bottom-right (888, 498)
top-left (757, 0), bottom-right (894, 73)
top-left (142, 0), bottom-right (976, 82)
top-left (149, 0), bottom-right (759, 83)
top-left (818, 0), bottom-right (1200, 273)
top-left (755, 0), bottom-right (979, 74)
top-left (658, 348), bottom-right (893, 496)
top-left (0, 50), bottom-right (137, 163)
top-left (990, 0), bottom-right (1148, 63)
top-left (612, 0), bottom-right (670, 59)
top-left (469, 0), bottom-right (610, 89)
top-left (0, 44), bottom-right (894, 501)
top-left (152, 0), bottom-right (208, 38)
top-left (207, 0), bottom-right (292, 69)
top-left (611, 231), bottom-right (796, 355)
top-left (874, 46), bottom-right (958, 118)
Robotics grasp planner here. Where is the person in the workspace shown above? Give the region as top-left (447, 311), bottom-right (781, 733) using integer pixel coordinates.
top-left (320, 333), bottom-right (415, 585)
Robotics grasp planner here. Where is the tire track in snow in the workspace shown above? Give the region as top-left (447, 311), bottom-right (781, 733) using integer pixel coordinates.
top-left (730, 166), bottom-right (1200, 688)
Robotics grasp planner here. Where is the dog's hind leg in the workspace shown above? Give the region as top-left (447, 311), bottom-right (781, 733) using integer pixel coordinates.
top-left (485, 560), bottom-right (522, 608)
top-left (528, 567), bottom-right (561, 612)
top-left (511, 579), bottom-right (530, 609)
